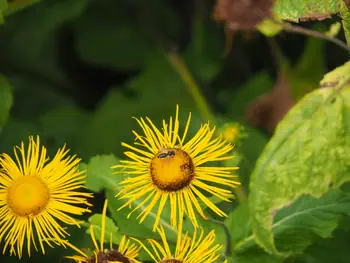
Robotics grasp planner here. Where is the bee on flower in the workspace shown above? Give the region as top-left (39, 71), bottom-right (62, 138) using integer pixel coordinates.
top-left (113, 105), bottom-right (240, 231)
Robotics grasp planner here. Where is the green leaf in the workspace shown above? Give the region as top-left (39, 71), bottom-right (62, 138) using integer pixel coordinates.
top-left (106, 191), bottom-right (160, 241)
top-left (106, 189), bottom-right (180, 255)
top-left (0, 0), bottom-right (7, 24)
top-left (183, 12), bottom-right (224, 82)
top-left (339, 0), bottom-right (350, 46)
top-left (297, 225), bottom-right (350, 263)
top-left (225, 203), bottom-right (252, 247)
top-left (0, 74), bottom-right (13, 127)
top-left (86, 213), bottom-right (122, 245)
top-left (229, 247), bottom-right (284, 263)
top-left (273, 0), bottom-right (338, 22)
top-left (74, 0), bottom-right (170, 70)
top-left (272, 190), bottom-right (350, 254)
top-left (77, 54), bottom-right (197, 158)
top-left (82, 157), bottom-right (179, 245)
top-left (84, 154), bottom-right (119, 193)
top-left (38, 106), bottom-right (90, 156)
top-left (249, 79), bottom-right (350, 255)
top-left (224, 204), bottom-right (282, 263)
top-left (0, 0), bottom-right (88, 91)
top-left (0, 119), bottom-right (39, 153)
top-left (231, 191), bottom-right (350, 260)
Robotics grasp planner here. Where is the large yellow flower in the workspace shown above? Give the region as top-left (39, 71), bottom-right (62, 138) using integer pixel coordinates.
top-left (0, 136), bottom-right (92, 258)
top-left (136, 224), bottom-right (225, 263)
top-left (114, 105), bottom-right (240, 231)
top-left (65, 199), bottom-right (142, 263)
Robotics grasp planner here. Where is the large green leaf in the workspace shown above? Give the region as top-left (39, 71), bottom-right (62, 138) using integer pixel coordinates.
top-left (228, 191), bottom-right (350, 261)
top-left (0, 74), bottom-right (13, 127)
top-left (297, 222), bottom-right (350, 263)
top-left (273, 0), bottom-right (338, 22)
top-left (339, 0), bottom-right (350, 46)
top-left (320, 60), bottom-right (350, 88)
top-left (249, 68), bottom-right (350, 255)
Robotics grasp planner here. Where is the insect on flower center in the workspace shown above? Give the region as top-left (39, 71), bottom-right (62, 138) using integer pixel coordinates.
top-left (7, 176), bottom-right (50, 217)
top-left (88, 249), bottom-right (130, 263)
top-left (150, 148), bottom-right (195, 191)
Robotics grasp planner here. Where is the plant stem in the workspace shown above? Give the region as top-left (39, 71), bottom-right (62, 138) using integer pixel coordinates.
top-left (233, 186), bottom-right (247, 203)
top-left (278, 21), bottom-right (350, 52)
top-left (4, 0), bottom-right (41, 17)
top-left (208, 217), bottom-right (232, 257)
top-left (167, 52), bottom-right (215, 122)
top-left (167, 51), bottom-right (248, 204)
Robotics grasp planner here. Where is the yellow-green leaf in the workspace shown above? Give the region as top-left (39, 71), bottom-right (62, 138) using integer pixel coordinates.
top-left (320, 60), bottom-right (350, 88)
top-left (249, 71), bottom-right (350, 255)
top-left (274, 0), bottom-right (338, 22)
top-left (339, 0), bottom-right (350, 46)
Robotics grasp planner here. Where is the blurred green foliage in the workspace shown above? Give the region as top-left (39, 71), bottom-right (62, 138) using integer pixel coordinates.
top-left (0, 0), bottom-right (350, 262)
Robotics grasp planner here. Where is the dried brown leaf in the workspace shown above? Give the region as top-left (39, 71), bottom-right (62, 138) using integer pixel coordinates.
top-left (213, 0), bottom-right (274, 30)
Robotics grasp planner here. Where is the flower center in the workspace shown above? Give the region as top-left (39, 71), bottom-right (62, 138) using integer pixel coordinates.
top-left (7, 176), bottom-right (50, 217)
top-left (88, 249), bottom-right (130, 263)
top-left (150, 148), bottom-right (195, 191)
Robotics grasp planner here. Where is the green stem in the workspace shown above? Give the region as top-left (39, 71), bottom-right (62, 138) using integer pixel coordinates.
top-left (167, 51), bottom-right (248, 204)
top-left (233, 186), bottom-right (247, 203)
top-left (208, 217), bottom-right (232, 257)
top-left (4, 0), bottom-right (41, 17)
top-left (167, 52), bottom-right (215, 122)
top-left (276, 21), bottom-right (350, 52)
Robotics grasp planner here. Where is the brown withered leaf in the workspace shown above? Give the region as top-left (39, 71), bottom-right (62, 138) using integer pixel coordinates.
top-left (299, 3), bottom-right (332, 22)
top-left (213, 0), bottom-right (274, 30)
top-left (245, 71), bottom-right (296, 133)
top-left (213, 0), bottom-right (274, 55)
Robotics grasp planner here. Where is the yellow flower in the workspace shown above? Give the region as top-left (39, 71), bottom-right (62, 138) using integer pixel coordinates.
top-left (0, 136), bottom-right (92, 258)
top-left (114, 105), bottom-right (240, 231)
top-left (65, 199), bottom-right (142, 263)
top-left (136, 224), bottom-right (225, 263)
top-left (220, 122), bottom-right (247, 145)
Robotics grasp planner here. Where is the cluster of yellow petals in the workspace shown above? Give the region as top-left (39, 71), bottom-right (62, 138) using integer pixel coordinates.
top-left (0, 136), bottom-right (92, 258)
top-left (0, 105), bottom-right (238, 263)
